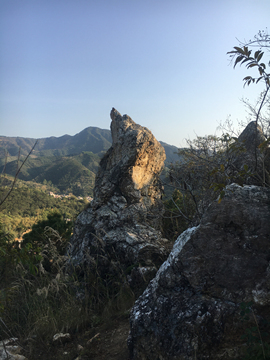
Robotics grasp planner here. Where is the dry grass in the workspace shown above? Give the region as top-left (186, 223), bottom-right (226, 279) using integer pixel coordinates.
top-left (0, 226), bottom-right (135, 358)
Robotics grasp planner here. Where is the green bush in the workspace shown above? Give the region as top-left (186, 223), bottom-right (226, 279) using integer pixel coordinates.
top-left (162, 189), bottom-right (195, 240)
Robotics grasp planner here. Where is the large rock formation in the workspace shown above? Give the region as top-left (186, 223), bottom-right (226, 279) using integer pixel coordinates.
top-left (128, 183), bottom-right (270, 359)
top-left (68, 109), bottom-right (169, 291)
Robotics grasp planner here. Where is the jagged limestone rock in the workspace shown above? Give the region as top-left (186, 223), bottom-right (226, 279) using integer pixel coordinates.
top-left (128, 184), bottom-right (270, 359)
top-left (68, 109), bottom-right (169, 291)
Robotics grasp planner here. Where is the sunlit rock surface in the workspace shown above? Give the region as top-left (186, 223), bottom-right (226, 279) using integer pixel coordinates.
top-left (68, 109), bottom-right (169, 291)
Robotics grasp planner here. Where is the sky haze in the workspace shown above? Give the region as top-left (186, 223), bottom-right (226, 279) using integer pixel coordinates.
top-left (0, 0), bottom-right (269, 147)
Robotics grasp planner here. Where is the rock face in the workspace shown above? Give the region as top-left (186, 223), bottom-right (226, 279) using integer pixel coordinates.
top-left (128, 183), bottom-right (270, 359)
top-left (238, 121), bottom-right (266, 153)
top-left (68, 109), bottom-right (169, 291)
top-left (236, 121), bottom-right (270, 185)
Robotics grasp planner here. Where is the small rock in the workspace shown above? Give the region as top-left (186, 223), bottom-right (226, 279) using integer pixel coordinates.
top-left (77, 344), bottom-right (84, 351)
top-left (0, 338), bottom-right (27, 360)
top-left (52, 333), bottom-right (71, 344)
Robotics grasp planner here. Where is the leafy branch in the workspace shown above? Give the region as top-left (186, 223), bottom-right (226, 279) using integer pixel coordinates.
top-left (227, 46), bottom-right (270, 88)
top-left (228, 31), bottom-right (270, 176)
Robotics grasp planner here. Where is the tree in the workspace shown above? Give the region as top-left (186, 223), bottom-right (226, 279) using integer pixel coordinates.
top-left (22, 212), bottom-right (72, 245)
top-left (163, 31), bottom-right (270, 238)
top-left (227, 30), bottom-right (270, 135)
top-left (164, 134), bottom-right (250, 227)
top-left (22, 211), bottom-right (72, 270)
top-left (227, 29), bottom-right (270, 183)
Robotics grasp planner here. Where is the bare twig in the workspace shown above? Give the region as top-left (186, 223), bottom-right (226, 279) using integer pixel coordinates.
top-left (0, 140), bottom-right (38, 207)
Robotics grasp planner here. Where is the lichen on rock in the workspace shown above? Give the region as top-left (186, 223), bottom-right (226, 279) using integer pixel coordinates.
top-left (128, 183), bottom-right (270, 359)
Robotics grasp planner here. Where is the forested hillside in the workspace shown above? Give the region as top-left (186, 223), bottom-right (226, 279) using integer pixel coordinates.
top-left (0, 126), bottom-right (112, 158)
top-left (0, 177), bottom-right (86, 239)
top-left (0, 126), bottom-right (180, 196)
top-left (2, 151), bottom-right (100, 196)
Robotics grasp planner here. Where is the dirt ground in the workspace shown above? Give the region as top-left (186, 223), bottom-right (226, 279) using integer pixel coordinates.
top-left (83, 316), bottom-right (130, 360)
top-left (24, 314), bottom-right (131, 360)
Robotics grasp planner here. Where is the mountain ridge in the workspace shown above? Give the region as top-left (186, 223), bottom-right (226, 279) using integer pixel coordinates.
top-left (0, 126), bottom-right (180, 196)
top-left (0, 126), bottom-right (112, 158)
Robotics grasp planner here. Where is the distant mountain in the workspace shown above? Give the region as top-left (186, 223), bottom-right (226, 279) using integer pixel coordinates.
top-left (159, 141), bottom-right (180, 164)
top-left (0, 126), bottom-right (112, 158)
top-left (0, 126), bottom-right (180, 196)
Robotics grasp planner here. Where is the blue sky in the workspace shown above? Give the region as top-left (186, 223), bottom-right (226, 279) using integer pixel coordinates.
top-left (0, 0), bottom-right (269, 147)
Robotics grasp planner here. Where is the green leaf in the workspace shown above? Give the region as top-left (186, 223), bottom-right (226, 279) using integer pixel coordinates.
top-left (241, 57), bottom-right (251, 65)
top-left (254, 50), bottom-right (261, 59)
top-left (218, 190), bottom-right (225, 204)
top-left (234, 55), bottom-right (244, 68)
top-left (243, 46), bottom-right (250, 56)
top-left (234, 46), bottom-right (245, 54)
top-left (247, 63), bottom-right (258, 68)
top-left (257, 52), bottom-right (263, 62)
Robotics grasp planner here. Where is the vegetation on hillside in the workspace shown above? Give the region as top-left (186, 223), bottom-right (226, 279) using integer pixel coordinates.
top-left (0, 178), bottom-right (86, 239)
top-left (1, 151), bottom-right (100, 197)
top-left (0, 126), bottom-right (112, 158)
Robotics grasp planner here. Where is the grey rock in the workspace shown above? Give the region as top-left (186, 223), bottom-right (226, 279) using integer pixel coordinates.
top-left (0, 338), bottom-right (27, 360)
top-left (238, 121), bottom-right (266, 152)
top-left (128, 184), bottom-right (270, 359)
top-left (236, 121), bottom-right (270, 185)
top-left (52, 333), bottom-right (71, 344)
top-left (68, 109), bottom-right (169, 291)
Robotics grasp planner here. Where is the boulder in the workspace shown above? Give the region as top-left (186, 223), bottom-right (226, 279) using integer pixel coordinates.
top-left (236, 121), bottom-right (270, 185)
top-left (128, 183), bottom-right (270, 359)
top-left (68, 109), bottom-right (169, 292)
top-left (238, 121), bottom-right (266, 152)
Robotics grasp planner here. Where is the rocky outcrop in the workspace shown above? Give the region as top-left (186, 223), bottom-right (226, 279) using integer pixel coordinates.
top-left (238, 121), bottom-right (266, 152)
top-left (128, 183), bottom-right (270, 359)
top-left (68, 109), bottom-right (169, 291)
top-left (236, 121), bottom-right (270, 185)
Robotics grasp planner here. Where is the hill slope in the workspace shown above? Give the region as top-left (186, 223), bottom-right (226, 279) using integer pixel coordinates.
top-left (0, 126), bottom-right (112, 158)
top-left (0, 127), bottom-right (180, 196)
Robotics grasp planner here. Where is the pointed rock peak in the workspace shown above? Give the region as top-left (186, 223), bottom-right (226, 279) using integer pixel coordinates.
top-left (238, 121), bottom-right (266, 151)
top-left (110, 107), bottom-right (122, 121)
top-left (68, 109), bottom-right (169, 294)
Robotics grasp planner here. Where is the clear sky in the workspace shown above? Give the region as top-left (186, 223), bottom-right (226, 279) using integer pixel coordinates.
top-left (0, 0), bottom-right (269, 147)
